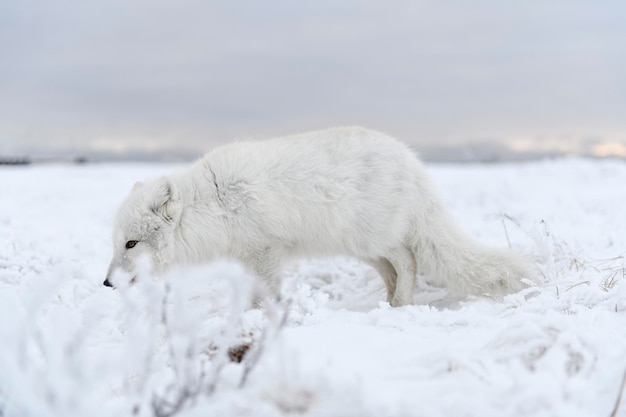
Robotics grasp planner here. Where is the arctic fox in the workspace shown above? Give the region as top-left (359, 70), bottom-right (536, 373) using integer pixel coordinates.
top-left (105, 127), bottom-right (531, 306)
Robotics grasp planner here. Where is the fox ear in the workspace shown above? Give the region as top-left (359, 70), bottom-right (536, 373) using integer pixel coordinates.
top-left (133, 181), bottom-right (144, 190)
top-left (150, 178), bottom-right (179, 223)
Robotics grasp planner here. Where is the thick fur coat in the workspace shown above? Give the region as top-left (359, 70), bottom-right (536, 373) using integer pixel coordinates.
top-left (105, 127), bottom-right (531, 306)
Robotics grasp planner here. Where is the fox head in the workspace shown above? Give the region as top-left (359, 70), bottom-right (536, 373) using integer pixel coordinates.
top-left (104, 178), bottom-right (181, 287)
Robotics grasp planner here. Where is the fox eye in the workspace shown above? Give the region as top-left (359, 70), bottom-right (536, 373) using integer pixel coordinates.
top-left (125, 240), bottom-right (138, 249)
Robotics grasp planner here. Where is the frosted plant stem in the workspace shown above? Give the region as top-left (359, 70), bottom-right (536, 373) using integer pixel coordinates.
top-left (501, 212), bottom-right (512, 249)
top-left (610, 365), bottom-right (626, 417)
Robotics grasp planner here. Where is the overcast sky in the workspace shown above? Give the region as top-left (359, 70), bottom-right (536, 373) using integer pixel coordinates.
top-left (1, 0), bottom-right (625, 157)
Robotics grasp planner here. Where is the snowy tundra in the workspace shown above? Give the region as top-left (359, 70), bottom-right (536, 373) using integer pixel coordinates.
top-left (105, 127), bottom-right (531, 305)
top-left (2, 157), bottom-right (626, 417)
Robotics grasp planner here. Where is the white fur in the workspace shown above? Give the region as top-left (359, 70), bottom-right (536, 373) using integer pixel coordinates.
top-left (105, 127), bottom-right (532, 306)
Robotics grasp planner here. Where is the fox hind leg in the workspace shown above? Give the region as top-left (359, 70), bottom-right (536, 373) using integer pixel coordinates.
top-left (365, 257), bottom-right (398, 303)
top-left (386, 246), bottom-right (417, 307)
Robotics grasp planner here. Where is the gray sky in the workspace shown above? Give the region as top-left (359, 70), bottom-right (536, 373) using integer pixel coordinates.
top-left (1, 0), bottom-right (625, 157)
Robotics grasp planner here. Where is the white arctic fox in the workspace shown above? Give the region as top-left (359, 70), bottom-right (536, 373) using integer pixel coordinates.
top-left (105, 127), bottom-right (531, 306)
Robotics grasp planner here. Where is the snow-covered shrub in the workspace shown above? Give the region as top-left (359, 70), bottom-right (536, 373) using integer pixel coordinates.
top-left (0, 261), bottom-right (273, 417)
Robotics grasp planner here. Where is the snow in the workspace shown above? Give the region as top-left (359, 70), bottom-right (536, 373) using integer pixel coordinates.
top-left (1, 158), bottom-right (625, 417)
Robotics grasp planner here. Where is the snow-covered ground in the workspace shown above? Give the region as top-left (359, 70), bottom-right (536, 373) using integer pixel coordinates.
top-left (1, 158), bottom-right (625, 417)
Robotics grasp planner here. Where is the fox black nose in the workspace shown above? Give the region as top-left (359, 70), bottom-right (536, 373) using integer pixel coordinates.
top-left (103, 279), bottom-right (114, 288)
